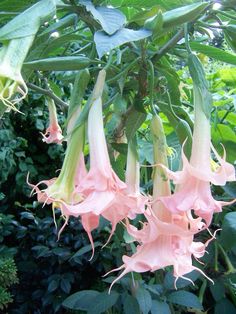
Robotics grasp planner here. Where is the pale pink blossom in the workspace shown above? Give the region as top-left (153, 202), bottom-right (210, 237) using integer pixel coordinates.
top-left (106, 114), bottom-right (213, 291)
top-left (158, 102), bottom-right (235, 226)
top-left (41, 98), bottom-right (63, 144)
top-left (28, 123), bottom-right (86, 234)
top-left (59, 93), bottom-right (146, 248)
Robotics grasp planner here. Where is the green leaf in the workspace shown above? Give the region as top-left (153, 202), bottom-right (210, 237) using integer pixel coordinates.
top-left (39, 14), bottom-right (78, 36)
top-left (210, 280), bottom-right (226, 302)
top-left (220, 212), bottom-right (236, 250)
top-left (24, 56), bottom-right (91, 71)
top-left (135, 287), bottom-right (152, 314)
top-left (216, 68), bottom-right (236, 87)
top-left (0, 0), bottom-right (56, 40)
top-left (164, 271), bottom-right (200, 290)
top-left (151, 300), bottom-right (171, 314)
top-left (0, 0), bottom-right (36, 12)
top-left (125, 110), bottom-right (147, 141)
top-left (111, 143), bottom-right (128, 155)
top-left (60, 279), bottom-right (71, 294)
top-left (168, 291), bottom-right (203, 310)
top-left (223, 182), bottom-right (236, 198)
top-left (123, 294), bottom-right (140, 314)
top-left (212, 124), bottom-right (236, 143)
top-left (215, 298), bottom-right (236, 314)
top-left (190, 42), bottom-right (236, 66)
top-left (87, 292), bottom-right (119, 314)
top-left (94, 28), bottom-right (151, 58)
top-left (70, 242), bottom-right (101, 262)
top-left (144, 10), bottom-right (163, 37)
top-left (80, 0), bottom-right (126, 35)
top-left (62, 290), bottom-right (100, 310)
top-left (48, 280), bottom-right (59, 293)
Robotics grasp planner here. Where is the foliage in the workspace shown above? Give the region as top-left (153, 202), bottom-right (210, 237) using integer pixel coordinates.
top-left (0, 0), bottom-right (236, 313)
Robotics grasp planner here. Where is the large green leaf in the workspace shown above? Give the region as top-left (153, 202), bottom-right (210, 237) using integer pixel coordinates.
top-left (220, 212), bottom-right (236, 250)
top-left (215, 298), bottom-right (236, 314)
top-left (106, 0), bottom-right (196, 9)
top-left (94, 28), bottom-right (151, 58)
top-left (80, 0), bottom-right (126, 35)
top-left (190, 42), bottom-right (236, 66)
top-left (62, 290), bottom-right (100, 310)
top-left (0, 0), bottom-right (56, 40)
top-left (168, 291), bottom-right (203, 310)
top-left (87, 292), bottom-right (119, 314)
top-left (123, 294), bottom-right (140, 314)
top-left (125, 110), bottom-right (147, 142)
top-left (151, 300), bottom-right (171, 314)
top-left (135, 287), bottom-right (152, 314)
top-left (0, 0), bottom-right (36, 12)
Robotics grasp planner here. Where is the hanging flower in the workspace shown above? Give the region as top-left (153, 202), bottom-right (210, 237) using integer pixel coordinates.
top-left (107, 114), bottom-right (214, 292)
top-left (60, 82), bottom-right (146, 246)
top-left (56, 70), bottom-right (148, 252)
top-left (28, 122), bottom-right (86, 233)
top-left (41, 98), bottom-right (64, 144)
top-left (0, 0), bottom-right (56, 114)
top-left (158, 85), bottom-right (235, 226)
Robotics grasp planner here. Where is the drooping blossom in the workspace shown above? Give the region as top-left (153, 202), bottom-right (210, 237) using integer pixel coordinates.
top-left (107, 114), bottom-right (214, 292)
top-left (0, 37), bottom-right (31, 113)
top-left (158, 85), bottom-right (235, 226)
top-left (0, 0), bottom-right (56, 114)
top-left (41, 98), bottom-right (64, 144)
top-left (59, 70), bottom-right (147, 250)
top-left (28, 122), bottom-right (86, 235)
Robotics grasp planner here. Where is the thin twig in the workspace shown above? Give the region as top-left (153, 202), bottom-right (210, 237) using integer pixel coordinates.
top-left (152, 28), bottom-right (184, 62)
top-left (27, 83), bottom-right (68, 109)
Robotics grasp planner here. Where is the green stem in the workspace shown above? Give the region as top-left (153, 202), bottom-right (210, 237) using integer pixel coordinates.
top-left (198, 21), bottom-right (226, 29)
top-left (218, 243), bottom-right (236, 274)
top-left (27, 83), bottom-right (68, 109)
top-left (198, 279), bottom-right (207, 303)
top-left (214, 242), bottom-right (219, 272)
top-left (106, 58), bottom-right (140, 84)
top-left (184, 23), bottom-right (192, 54)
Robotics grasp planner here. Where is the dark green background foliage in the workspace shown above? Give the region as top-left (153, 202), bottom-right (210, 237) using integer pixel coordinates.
top-left (0, 0), bottom-right (236, 313)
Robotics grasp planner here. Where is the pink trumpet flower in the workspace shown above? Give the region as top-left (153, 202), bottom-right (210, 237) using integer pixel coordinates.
top-left (60, 72), bottom-right (146, 250)
top-left (158, 89), bottom-right (235, 226)
top-left (58, 70), bottom-right (148, 254)
top-left (41, 98), bottom-right (63, 144)
top-left (107, 114), bottom-right (214, 292)
top-left (28, 122), bottom-right (86, 234)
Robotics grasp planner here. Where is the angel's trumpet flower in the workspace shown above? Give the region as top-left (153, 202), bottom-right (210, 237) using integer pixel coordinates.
top-left (0, 0), bottom-right (55, 114)
top-left (108, 114), bottom-right (213, 292)
top-left (125, 138), bottom-right (147, 219)
top-left (60, 70), bottom-right (147, 251)
top-left (41, 98), bottom-right (63, 144)
top-left (158, 70), bottom-right (235, 226)
top-left (0, 37), bottom-right (32, 112)
top-left (28, 122), bottom-right (86, 235)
